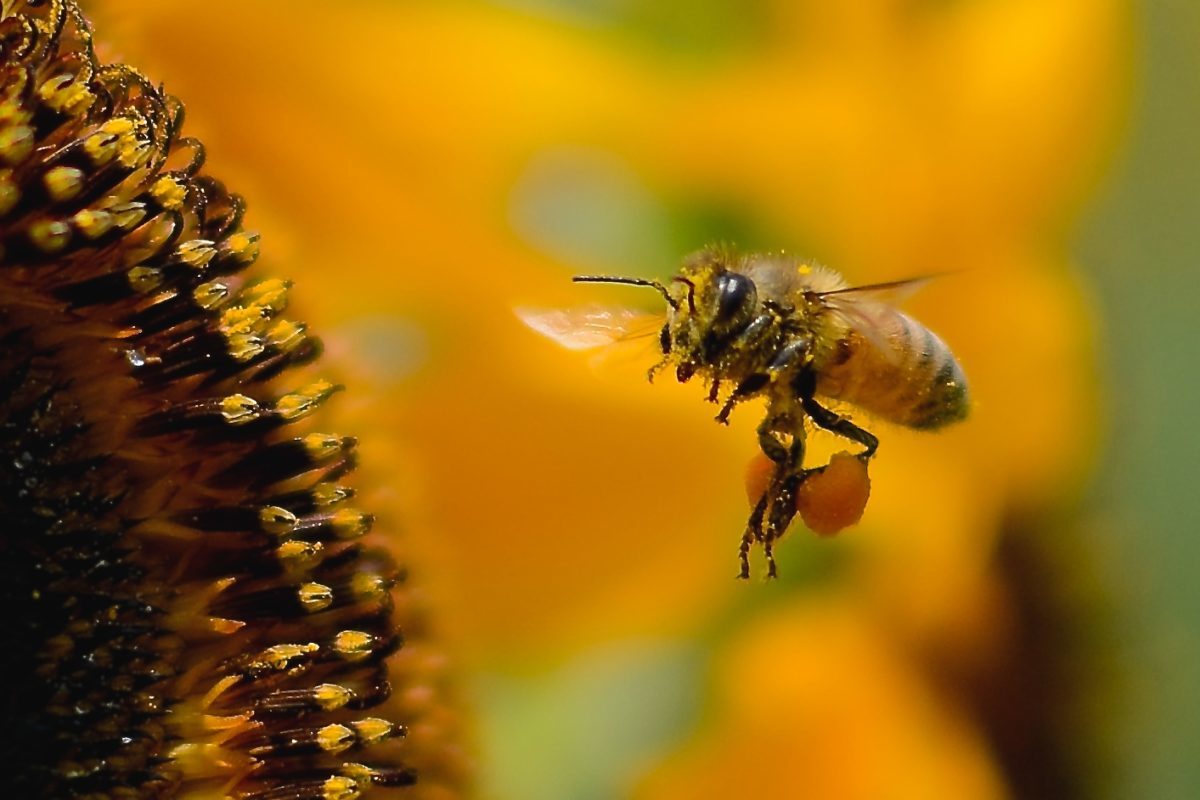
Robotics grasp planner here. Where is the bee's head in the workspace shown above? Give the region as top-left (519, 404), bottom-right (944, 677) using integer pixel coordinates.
top-left (667, 255), bottom-right (760, 378)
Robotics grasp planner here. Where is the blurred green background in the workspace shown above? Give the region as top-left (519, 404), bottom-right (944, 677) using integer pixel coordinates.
top-left (1080, 1), bottom-right (1200, 797)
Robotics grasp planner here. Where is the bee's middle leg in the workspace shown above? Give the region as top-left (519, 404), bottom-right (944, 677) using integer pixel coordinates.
top-left (761, 444), bottom-right (806, 579)
top-left (707, 377), bottom-right (722, 404)
top-left (646, 356), bottom-right (671, 383)
top-left (739, 492), bottom-right (768, 579)
top-left (716, 374), bottom-right (767, 424)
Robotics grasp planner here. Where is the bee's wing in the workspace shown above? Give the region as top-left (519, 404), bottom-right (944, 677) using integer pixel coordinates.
top-left (516, 305), bottom-right (663, 351)
top-left (819, 277), bottom-right (935, 364)
top-left (816, 275), bottom-right (935, 304)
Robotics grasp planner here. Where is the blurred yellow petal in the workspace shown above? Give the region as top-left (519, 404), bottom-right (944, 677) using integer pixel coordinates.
top-left (635, 600), bottom-right (1009, 800)
top-left (90, 2), bottom-right (1131, 794)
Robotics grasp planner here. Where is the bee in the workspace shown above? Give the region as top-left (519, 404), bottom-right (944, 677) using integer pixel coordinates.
top-left (521, 245), bottom-right (969, 578)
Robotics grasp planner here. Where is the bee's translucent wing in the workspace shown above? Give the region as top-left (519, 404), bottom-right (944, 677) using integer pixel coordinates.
top-left (819, 277), bottom-right (937, 365)
top-left (816, 275), bottom-right (936, 304)
top-left (516, 305), bottom-right (663, 351)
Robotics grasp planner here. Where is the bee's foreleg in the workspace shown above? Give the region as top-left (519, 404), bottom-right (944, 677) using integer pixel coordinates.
top-left (716, 373), bottom-right (768, 424)
top-left (800, 394), bottom-right (879, 459)
top-left (646, 356), bottom-right (671, 384)
top-left (762, 538), bottom-right (777, 579)
top-left (707, 377), bottom-right (721, 403)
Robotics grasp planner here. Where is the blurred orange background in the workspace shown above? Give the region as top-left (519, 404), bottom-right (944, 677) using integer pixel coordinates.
top-left (89, 1), bottom-right (1200, 798)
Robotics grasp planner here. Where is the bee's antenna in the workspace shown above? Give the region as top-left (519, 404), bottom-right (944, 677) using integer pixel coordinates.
top-left (671, 276), bottom-right (696, 314)
top-left (573, 275), bottom-right (679, 311)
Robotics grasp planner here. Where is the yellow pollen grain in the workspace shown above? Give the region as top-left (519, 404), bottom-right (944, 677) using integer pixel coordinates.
top-left (307, 378), bottom-right (337, 396)
top-left (0, 125), bottom-right (34, 165)
top-left (0, 100), bottom-right (28, 124)
top-left (219, 393), bottom-right (260, 424)
top-left (150, 175), bottom-right (186, 210)
top-left (276, 540), bottom-right (322, 569)
top-left (302, 432), bottom-right (343, 460)
top-left (109, 201), bottom-right (147, 229)
top-left (266, 319), bottom-right (306, 351)
top-left (38, 74), bottom-right (94, 116)
top-left (193, 281), bottom-right (230, 310)
top-left (259, 505), bottom-right (299, 535)
top-left (312, 483), bottom-right (352, 508)
top-left (250, 642), bottom-right (319, 671)
top-left (220, 305), bottom-right (269, 336)
top-left (274, 393), bottom-right (315, 421)
top-left (275, 381), bottom-right (337, 421)
top-left (340, 764), bottom-right (375, 784)
top-left (224, 331), bottom-right (265, 362)
top-left (332, 630), bottom-right (373, 661)
top-left (350, 718), bottom-right (395, 746)
top-left (317, 723), bottom-right (355, 754)
top-left (350, 572), bottom-right (385, 600)
top-left (313, 683), bottom-right (353, 711)
top-left (28, 219), bottom-right (71, 253)
top-left (323, 776), bottom-right (361, 800)
top-left (117, 137), bottom-right (151, 170)
top-left (241, 278), bottom-right (289, 310)
top-left (0, 175), bottom-right (20, 216)
top-left (331, 508), bottom-right (370, 538)
top-left (43, 165), bottom-right (85, 202)
top-left (126, 266), bottom-right (163, 293)
top-left (176, 239), bottom-right (217, 269)
top-left (297, 582), bottom-right (333, 613)
top-left (73, 209), bottom-right (114, 239)
top-left (83, 132), bottom-right (120, 165)
top-left (98, 116), bottom-right (136, 137)
top-left (221, 230), bottom-right (261, 265)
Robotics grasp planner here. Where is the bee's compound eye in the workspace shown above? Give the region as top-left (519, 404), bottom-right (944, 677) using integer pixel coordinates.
top-left (715, 273), bottom-right (755, 322)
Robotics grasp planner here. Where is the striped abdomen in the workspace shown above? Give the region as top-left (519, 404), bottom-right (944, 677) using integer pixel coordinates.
top-left (815, 309), bottom-right (968, 430)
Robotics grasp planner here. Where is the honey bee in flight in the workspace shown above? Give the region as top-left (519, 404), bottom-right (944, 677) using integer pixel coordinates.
top-left (521, 245), bottom-right (969, 578)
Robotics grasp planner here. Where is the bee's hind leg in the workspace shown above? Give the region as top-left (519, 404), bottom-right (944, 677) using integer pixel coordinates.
top-left (800, 393), bottom-right (879, 461)
top-left (762, 538), bottom-right (777, 580)
top-left (738, 493), bottom-right (768, 579)
top-left (761, 464), bottom-right (805, 579)
top-left (740, 418), bottom-right (805, 580)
